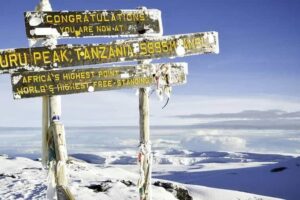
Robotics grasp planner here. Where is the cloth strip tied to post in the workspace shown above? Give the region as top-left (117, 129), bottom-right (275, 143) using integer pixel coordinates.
top-left (137, 142), bottom-right (153, 200)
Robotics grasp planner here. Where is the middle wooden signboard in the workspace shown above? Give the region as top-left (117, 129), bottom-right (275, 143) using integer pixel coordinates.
top-left (11, 62), bottom-right (188, 99)
top-left (0, 31), bottom-right (218, 73)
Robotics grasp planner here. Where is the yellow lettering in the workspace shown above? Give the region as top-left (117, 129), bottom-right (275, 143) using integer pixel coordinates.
top-left (140, 43), bottom-right (147, 55)
top-left (169, 40), bottom-right (177, 51)
top-left (91, 47), bottom-right (99, 59)
top-left (69, 15), bottom-right (75, 23)
top-left (132, 14), bottom-right (139, 21)
top-left (84, 48), bottom-right (91, 60)
top-left (54, 74), bottom-right (60, 81)
top-left (115, 45), bottom-right (123, 57)
top-left (154, 42), bottom-right (162, 54)
top-left (0, 54), bottom-right (9, 68)
top-left (33, 52), bottom-right (42, 65)
top-left (127, 45), bottom-right (134, 57)
top-left (76, 14), bottom-right (82, 23)
top-left (33, 75), bottom-right (39, 83)
top-left (99, 46), bottom-right (107, 59)
top-left (74, 48), bottom-right (82, 61)
top-left (111, 14), bottom-right (116, 21)
top-left (42, 51), bottom-right (51, 64)
top-left (46, 15), bottom-right (53, 23)
top-left (117, 80), bottom-right (122, 87)
top-left (103, 14), bottom-right (110, 22)
top-left (29, 86), bottom-right (35, 94)
top-left (53, 51), bottom-right (61, 63)
top-left (19, 53), bottom-right (28, 66)
top-left (49, 85), bottom-right (54, 94)
top-left (60, 50), bottom-right (69, 62)
top-left (40, 85), bottom-right (46, 93)
top-left (109, 47), bottom-right (115, 59)
top-left (8, 53), bottom-right (18, 67)
top-left (54, 15), bottom-right (60, 24)
top-left (61, 15), bottom-right (68, 23)
top-left (184, 38), bottom-right (195, 49)
top-left (90, 14), bottom-right (96, 22)
top-left (22, 76), bottom-right (27, 83)
top-left (148, 42), bottom-right (154, 54)
top-left (139, 14), bottom-right (145, 21)
top-left (83, 15), bottom-right (89, 23)
top-left (126, 13), bottom-right (133, 21)
top-left (99, 70), bottom-right (119, 78)
top-left (195, 37), bottom-right (203, 47)
top-left (161, 41), bottom-right (168, 53)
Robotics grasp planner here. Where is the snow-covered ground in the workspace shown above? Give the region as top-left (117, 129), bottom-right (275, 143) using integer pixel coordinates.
top-left (1, 149), bottom-right (299, 200)
top-left (0, 123), bottom-right (299, 200)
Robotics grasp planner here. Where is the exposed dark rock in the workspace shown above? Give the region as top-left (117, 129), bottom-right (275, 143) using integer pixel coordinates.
top-left (271, 167), bottom-right (287, 172)
top-left (23, 167), bottom-right (42, 170)
top-left (86, 180), bottom-right (112, 192)
top-left (176, 187), bottom-right (192, 200)
top-left (154, 181), bottom-right (173, 192)
top-left (0, 173), bottom-right (16, 178)
top-left (154, 181), bottom-right (192, 200)
top-left (121, 180), bottom-right (136, 187)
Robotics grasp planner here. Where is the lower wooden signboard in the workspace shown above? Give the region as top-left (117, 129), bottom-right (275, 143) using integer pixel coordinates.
top-left (11, 63), bottom-right (188, 99)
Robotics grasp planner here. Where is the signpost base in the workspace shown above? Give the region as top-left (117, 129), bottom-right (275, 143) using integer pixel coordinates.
top-left (48, 120), bottom-right (74, 200)
top-left (57, 185), bottom-right (75, 200)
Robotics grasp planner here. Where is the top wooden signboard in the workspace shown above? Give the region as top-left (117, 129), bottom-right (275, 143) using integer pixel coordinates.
top-left (0, 31), bottom-right (219, 74)
top-left (24, 9), bottom-right (163, 39)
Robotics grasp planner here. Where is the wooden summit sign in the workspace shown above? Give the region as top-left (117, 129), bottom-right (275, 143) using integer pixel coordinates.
top-left (25, 9), bottom-right (162, 39)
top-left (11, 62), bottom-right (187, 99)
top-left (0, 31), bottom-right (218, 73)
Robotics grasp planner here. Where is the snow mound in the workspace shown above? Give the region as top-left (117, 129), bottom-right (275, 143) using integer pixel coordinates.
top-left (0, 154), bottom-right (285, 200)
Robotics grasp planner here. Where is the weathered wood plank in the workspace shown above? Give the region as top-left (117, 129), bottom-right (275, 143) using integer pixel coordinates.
top-left (24, 9), bottom-right (162, 39)
top-left (0, 32), bottom-right (218, 74)
top-left (11, 63), bottom-right (188, 99)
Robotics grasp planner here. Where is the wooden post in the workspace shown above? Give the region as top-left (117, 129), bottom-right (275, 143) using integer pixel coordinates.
top-left (42, 96), bottom-right (49, 167)
top-left (32, 1), bottom-right (74, 200)
top-left (49, 95), bottom-right (74, 200)
top-left (31, 0), bottom-right (51, 169)
top-left (138, 61), bottom-right (152, 200)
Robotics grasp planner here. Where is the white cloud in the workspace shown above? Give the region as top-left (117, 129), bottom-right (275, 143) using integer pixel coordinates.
top-left (287, 138), bottom-right (300, 142)
top-left (167, 95), bottom-right (300, 114)
top-left (119, 139), bottom-right (139, 147)
top-left (1, 84), bottom-right (300, 127)
top-left (181, 130), bottom-right (247, 152)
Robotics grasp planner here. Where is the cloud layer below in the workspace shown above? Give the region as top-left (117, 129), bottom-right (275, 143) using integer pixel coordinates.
top-left (1, 89), bottom-right (300, 127)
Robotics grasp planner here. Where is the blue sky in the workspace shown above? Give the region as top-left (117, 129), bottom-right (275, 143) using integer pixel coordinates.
top-left (0, 0), bottom-right (300, 127)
